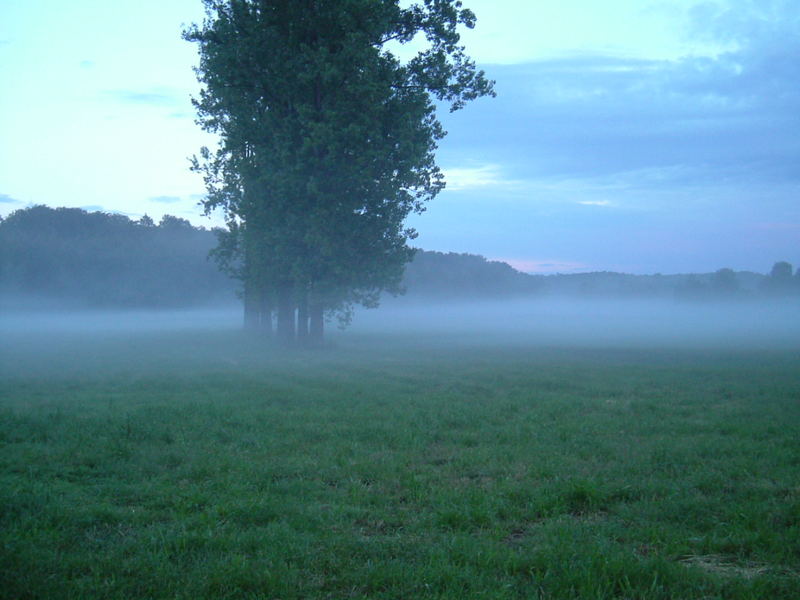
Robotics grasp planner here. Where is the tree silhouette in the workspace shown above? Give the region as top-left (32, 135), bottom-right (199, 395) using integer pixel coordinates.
top-left (184, 0), bottom-right (494, 344)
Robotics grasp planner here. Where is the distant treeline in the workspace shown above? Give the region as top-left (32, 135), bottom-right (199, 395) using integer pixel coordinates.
top-left (0, 206), bottom-right (797, 308)
top-left (535, 267), bottom-right (799, 301)
top-left (404, 253), bottom-right (799, 301)
top-left (0, 206), bottom-right (234, 308)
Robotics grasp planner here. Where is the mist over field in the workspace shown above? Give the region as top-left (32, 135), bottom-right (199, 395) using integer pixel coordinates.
top-left (352, 297), bottom-right (800, 349)
top-left (0, 305), bottom-right (242, 335)
top-left (2, 296), bottom-right (798, 352)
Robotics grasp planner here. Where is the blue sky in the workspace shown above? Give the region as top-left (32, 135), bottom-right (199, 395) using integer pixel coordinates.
top-left (1, 0), bottom-right (798, 274)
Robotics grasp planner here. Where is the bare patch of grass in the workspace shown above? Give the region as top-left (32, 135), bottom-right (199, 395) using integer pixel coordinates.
top-left (678, 554), bottom-right (798, 580)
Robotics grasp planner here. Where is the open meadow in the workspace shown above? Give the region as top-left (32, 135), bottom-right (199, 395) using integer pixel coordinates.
top-left (1, 303), bottom-right (799, 599)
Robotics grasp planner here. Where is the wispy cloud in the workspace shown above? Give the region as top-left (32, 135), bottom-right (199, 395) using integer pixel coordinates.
top-left (105, 88), bottom-right (181, 107)
top-left (577, 200), bottom-right (612, 207)
top-left (0, 193), bottom-right (20, 204)
top-left (79, 205), bottom-right (105, 212)
top-left (442, 164), bottom-right (520, 192)
top-left (149, 195), bottom-right (182, 204)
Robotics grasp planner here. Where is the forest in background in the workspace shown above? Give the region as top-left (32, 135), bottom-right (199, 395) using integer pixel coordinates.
top-left (0, 206), bottom-right (797, 309)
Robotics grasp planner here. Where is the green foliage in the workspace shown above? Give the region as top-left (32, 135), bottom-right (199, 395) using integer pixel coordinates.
top-left (1, 332), bottom-right (799, 598)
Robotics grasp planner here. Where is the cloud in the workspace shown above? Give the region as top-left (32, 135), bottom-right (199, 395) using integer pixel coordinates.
top-left (504, 53), bottom-right (792, 182)
top-left (442, 164), bottom-right (521, 191)
top-left (0, 193), bottom-right (20, 204)
top-left (442, 3), bottom-right (800, 196)
top-left (149, 195), bottom-right (182, 204)
top-left (105, 89), bottom-right (182, 107)
top-left (577, 200), bottom-right (612, 207)
top-left (687, 0), bottom-right (799, 49)
top-left (79, 60), bottom-right (94, 69)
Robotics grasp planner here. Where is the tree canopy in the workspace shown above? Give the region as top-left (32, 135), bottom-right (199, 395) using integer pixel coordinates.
top-left (183, 0), bottom-right (495, 343)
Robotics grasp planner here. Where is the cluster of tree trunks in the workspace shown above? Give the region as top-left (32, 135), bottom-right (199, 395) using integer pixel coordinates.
top-left (243, 281), bottom-right (324, 345)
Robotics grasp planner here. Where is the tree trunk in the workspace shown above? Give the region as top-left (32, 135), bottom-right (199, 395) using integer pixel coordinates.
top-left (309, 302), bottom-right (324, 345)
top-left (243, 280), bottom-right (259, 332)
top-left (296, 291), bottom-right (309, 345)
top-left (276, 284), bottom-right (296, 345)
top-left (242, 224), bottom-right (261, 333)
top-left (258, 287), bottom-right (272, 338)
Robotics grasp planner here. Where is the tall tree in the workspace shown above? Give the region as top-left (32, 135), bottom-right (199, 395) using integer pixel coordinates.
top-left (185, 0), bottom-right (494, 344)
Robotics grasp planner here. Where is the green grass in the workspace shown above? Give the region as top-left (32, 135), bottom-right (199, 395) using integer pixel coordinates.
top-left (1, 329), bottom-right (799, 599)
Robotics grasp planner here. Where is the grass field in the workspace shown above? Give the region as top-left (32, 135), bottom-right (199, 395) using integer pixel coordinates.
top-left (1, 320), bottom-right (799, 599)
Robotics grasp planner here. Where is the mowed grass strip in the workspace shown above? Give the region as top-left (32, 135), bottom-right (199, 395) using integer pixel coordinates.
top-left (1, 331), bottom-right (799, 599)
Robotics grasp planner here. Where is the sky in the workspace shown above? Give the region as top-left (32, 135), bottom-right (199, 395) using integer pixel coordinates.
top-left (1, 0), bottom-right (798, 274)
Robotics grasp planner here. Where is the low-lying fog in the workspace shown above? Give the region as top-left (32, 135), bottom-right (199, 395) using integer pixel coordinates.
top-left (0, 306), bottom-right (242, 335)
top-left (2, 297), bottom-right (798, 349)
top-left (351, 297), bottom-right (800, 348)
